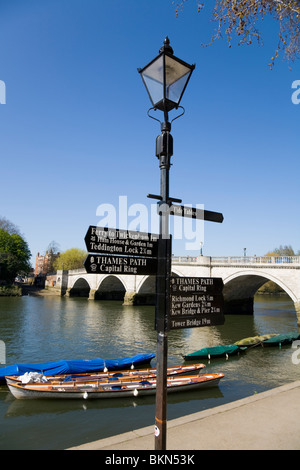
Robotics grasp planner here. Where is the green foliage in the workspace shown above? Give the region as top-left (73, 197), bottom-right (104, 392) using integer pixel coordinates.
top-left (0, 285), bottom-right (22, 296)
top-left (53, 248), bottom-right (87, 271)
top-left (0, 228), bottom-right (31, 284)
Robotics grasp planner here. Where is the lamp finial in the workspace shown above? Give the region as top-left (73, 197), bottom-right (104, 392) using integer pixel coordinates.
top-left (159, 37), bottom-right (173, 54)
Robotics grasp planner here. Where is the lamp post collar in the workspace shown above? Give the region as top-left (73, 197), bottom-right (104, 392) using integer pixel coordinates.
top-left (159, 37), bottom-right (173, 55)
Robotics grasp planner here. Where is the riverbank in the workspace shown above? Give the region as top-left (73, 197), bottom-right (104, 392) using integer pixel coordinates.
top-left (20, 285), bottom-right (60, 296)
top-left (68, 380), bottom-right (300, 450)
top-left (0, 285), bottom-right (22, 296)
top-left (0, 284), bottom-right (60, 297)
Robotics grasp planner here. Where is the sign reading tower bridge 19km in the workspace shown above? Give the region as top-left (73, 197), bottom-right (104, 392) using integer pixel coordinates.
top-left (169, 276), bottom-right (225, 330)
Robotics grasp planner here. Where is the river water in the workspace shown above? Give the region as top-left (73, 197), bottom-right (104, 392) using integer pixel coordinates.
top-left (0, 294), bottom-right (299, 450)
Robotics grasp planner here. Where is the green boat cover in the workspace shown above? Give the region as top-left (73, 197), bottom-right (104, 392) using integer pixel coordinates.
top-left (263, 332), bottom-right (300, 346)
top-left (184, 344), bottom-right (242, 360)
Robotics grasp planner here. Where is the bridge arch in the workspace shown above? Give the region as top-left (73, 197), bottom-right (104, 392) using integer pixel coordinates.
top-left (223, 270), bottom-right (298, 314)
top-left (170, 268), bottom-right (184, 277)
top-left (135, 275), bottom-right (156, 305)
top-left (95, 275), bottom-right (126, 301)
top-left (69, 277), bottom-right (91, 297)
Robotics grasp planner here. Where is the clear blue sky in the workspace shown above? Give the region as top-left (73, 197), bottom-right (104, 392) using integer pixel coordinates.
top-left (0, 0), bottom-right (299, 265)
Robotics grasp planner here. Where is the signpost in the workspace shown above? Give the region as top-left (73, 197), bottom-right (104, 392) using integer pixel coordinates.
top-left (138, 38), bottom-right (224, 450)
top-left (169, 276), bottom-right (224, 330)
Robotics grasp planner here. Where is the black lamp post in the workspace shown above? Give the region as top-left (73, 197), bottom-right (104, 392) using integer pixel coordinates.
top-left (139, 37), bottom-right (195, 450)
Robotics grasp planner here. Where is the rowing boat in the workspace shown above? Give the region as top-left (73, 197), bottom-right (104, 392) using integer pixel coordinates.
top-left (0, 353), bottom-right (155, 385)
top-left (5, 363), bottom-right (206, 386)
top-left (7, 373), bottom-right (225, 400)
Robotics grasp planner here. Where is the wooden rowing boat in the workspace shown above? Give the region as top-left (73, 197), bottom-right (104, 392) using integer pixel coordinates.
top-left (7, 373), bottom-right (225, 400)
top-left (5, 363), bottom-right (206, 386)
top-left (0, 353), bottom-right (155, 385)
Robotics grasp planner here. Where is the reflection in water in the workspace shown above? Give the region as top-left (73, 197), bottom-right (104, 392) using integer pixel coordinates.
top-left (0, 293), bottom-right (299, 449)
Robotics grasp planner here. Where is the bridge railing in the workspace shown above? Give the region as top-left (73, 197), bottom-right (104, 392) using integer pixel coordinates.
top-left (172, 256), bottom-right (300, 265)
top-left (211, 256), bottom-right (300, 264)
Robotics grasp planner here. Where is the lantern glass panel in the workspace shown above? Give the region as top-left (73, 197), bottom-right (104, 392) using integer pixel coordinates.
top-left (141, 55), bottom-right (164, 107)
top-left (165, 55), bottom-right (191, 105)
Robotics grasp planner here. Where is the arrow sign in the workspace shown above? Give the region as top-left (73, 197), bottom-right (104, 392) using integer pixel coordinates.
top-left (158, 203), bottom-right (224, 223)
top-left (84, 254), bottom-right (157, 276)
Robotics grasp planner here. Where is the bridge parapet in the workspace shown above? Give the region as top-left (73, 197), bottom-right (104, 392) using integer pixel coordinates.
top-left (172, 256), bottom-right (300, 266)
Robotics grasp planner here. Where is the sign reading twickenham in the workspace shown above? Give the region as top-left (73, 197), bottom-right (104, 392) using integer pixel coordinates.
top-left (84, 226), bottom-right (158, 275)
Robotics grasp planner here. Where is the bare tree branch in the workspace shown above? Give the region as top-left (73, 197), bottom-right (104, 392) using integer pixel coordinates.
top-left (173, 0), bottom-right (300, 67)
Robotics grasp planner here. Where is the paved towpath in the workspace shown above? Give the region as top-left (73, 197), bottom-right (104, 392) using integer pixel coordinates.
top-left (68, 380), bottom-right (300, 450)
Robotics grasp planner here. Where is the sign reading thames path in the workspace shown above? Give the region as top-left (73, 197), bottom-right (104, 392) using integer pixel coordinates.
top-left (84, 226), bottom-right (158, 275)
top-left (169, 276), bottom-right (224, 330)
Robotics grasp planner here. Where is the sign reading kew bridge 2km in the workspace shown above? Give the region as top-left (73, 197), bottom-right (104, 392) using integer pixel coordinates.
top-left (84, 226), bottom-right (158, 275)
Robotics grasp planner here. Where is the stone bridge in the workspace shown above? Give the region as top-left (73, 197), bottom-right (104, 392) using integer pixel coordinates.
top-left (55, 255), bottom-right (300, 323)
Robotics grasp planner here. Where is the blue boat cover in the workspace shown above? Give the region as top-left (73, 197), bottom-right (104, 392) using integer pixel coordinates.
top-left (0, 353), bottom-right (155, 384)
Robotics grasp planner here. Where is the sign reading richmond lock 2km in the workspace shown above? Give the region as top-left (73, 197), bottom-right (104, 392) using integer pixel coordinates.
top-left (169, 277), bottom-right (225, 330)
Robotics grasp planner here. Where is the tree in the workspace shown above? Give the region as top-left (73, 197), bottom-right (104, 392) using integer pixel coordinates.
top-left (47, 241), bottom-right (60, 255)
top-left (0, 216), bottom-right (21, 235)
top-left (174, 0), bottom-right (300, 67)
top-left (265, 245), bottom-right (296, 256)
top-left (274, 244), bottom-right (295, 255)
top-left (53, 248), bottom-right (87, 271)
top-left (46, 241), bottom-right (61, 273)
top-left (0, 229), bottom-right (31, 284)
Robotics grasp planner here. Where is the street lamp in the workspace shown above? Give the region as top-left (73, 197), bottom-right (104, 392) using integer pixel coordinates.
top-left (138, 37), bottom-right (195, 117)
top-left (138, 37), bottom-right (195, 451)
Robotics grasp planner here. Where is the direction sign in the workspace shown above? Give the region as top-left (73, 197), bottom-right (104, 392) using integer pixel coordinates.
top-left (85, 226), bottom-right (159, 258)
top-left (169, 277), bottom-right (224, 329)
top-left (158, 203), bottom-right (224, 223)
top-left (84, 254), bottom-right (157, 276)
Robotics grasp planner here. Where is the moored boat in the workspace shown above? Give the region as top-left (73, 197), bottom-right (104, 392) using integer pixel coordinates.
top-left (262, 332), bottom-right (300, 347)
top-left (234, 334), bottom-right (278, 348)
top-left (5, 363), bottom-right (206, 386)
top-left (7, 373), bottom-right (225, 400)
top-left (0, 353), bottom-right (155, 385)
top-left (183, 344), bottom-right (245, 360)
